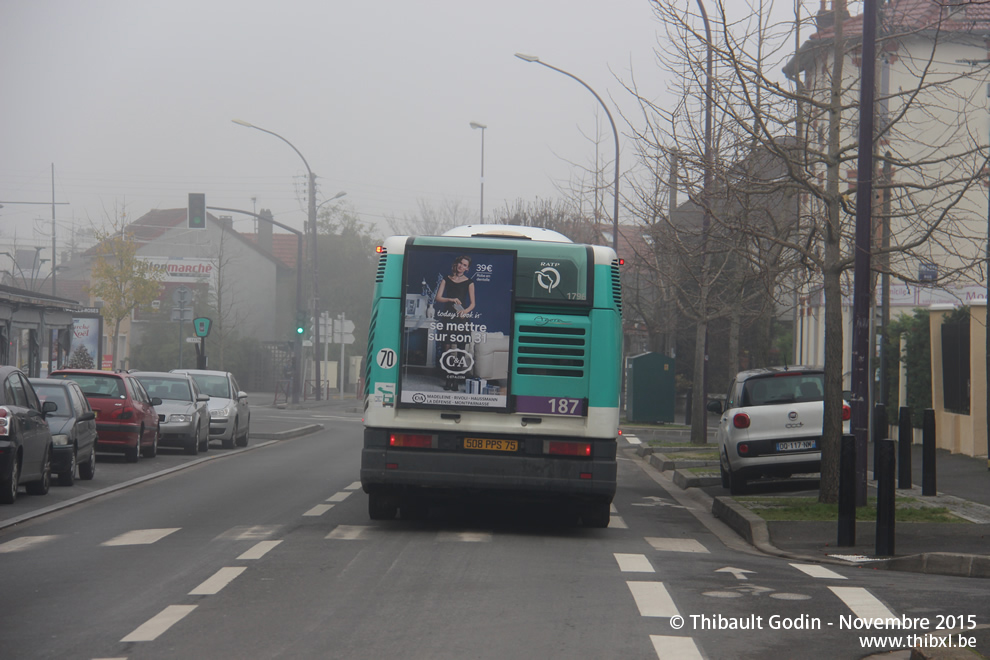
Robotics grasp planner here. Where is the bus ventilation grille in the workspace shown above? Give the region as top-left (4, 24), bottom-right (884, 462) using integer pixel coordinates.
top-left (365, 308), bottom-right (378, 393)
top-left (515, 325), bottom-right (586, 378)
top-left (375, 249), bottom-right (388, 283)
top-left (611, 259), bottom-right (623, 315)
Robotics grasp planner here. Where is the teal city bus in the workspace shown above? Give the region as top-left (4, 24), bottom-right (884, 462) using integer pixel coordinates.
top-left (361, 224), bottom-right (622, 527)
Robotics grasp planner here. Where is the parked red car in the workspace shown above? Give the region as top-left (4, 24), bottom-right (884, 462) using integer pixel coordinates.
top-left (48, 370), bottom-right (161, 462)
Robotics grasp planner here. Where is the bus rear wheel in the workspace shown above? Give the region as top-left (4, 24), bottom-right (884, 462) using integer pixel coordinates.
top-left (582, 502), bottom-right (610, 528)
top-left (369, 492), bottom-right (398, 521)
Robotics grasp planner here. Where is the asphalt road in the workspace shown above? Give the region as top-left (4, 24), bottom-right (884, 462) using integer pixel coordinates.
top-left (1, 411), bottom-right (987, 659)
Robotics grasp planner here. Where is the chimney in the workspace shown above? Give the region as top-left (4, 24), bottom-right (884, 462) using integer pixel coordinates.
top-left (258, 208), bottom-right (274, 253)
top-left (815, 0), bottom-right (849, 31)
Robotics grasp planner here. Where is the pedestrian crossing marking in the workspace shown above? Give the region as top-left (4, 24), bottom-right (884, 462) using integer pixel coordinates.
top-left (326, 491), bottom-right (352, 502)
top-left (650, 635), bottom-right (703, 660)
top-left (609, 516), bottom-right (628, 529)
top-left (436, 531), bottom-right (492, 543)
top-left (829, 586), bottom-right (897, 619)
top-left (625, 434), bottom-right (643, 445)
top-left (645, 537), bottom-right (709, 554)
top-left (627, 581), bottom-right (680, 617)
top-left (791, 563), bottom-right (847, 579)
top-left (189, 567), bottom-right (247, 596)
top-left (217, 525), bottom-right (282, 541)
top-left (102, 528), bottom-right (180, 546)
top-left (326, 525), bottom-right (375, 540)
top-left (345, 481), bottom-right (362, 490)
top-left (615, 553), bottom-right (655, 573)
top-left (0, 535), bottom-right (58, 553)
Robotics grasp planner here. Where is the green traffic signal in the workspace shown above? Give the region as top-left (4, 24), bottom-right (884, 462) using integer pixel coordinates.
top-left (295, 311), bottom-right (307, 336)
top-left (188, 193), bottom-right (206, 229)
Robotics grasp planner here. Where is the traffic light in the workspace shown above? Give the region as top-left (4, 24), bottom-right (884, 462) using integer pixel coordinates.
top-left (188, 193), bottom-right (206, 229)
top-left (295, 311), bottom-right (307, 337)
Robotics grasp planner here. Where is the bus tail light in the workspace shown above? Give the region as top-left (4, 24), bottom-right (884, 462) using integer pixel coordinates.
top-left (390, 433), bottom-right (435, 449)
top-left (733, 413), bottom-right (751, 429)
top-left (547, 441), bottom-right (592, 457)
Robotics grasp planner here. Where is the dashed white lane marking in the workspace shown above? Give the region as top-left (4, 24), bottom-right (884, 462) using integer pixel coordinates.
top-left (102, 528), bottom-right (180, 546)
top-left (0, 535), bottom-right (58, 553)
top-left (326, 525), bottom-right (374, 540)
top-left (646, 537), bottom-right (709, 554)
top-left (614, 553), bottom-right (655, 573)
top-left (791, 563), bottom-right (847, 579)
top-left (189, 567), bottom-right (247, 596)
top-left (829, 586), bottom-right (897, 619)
top-left (303, 504), bottom-right (335, 517)
top-left (627, 581), bottom-right (680, 617)
top-left (120, 605), bottom-right (197, 642)
top-left (624, 434), bottom-right (643, 445)
top-left (436, 531), bottom-right (492, 543)
top-left (650, 635), bottom-right (704, 660)
top-left (238, 540), bottom-right (282, 560)
top-left (326, 491), bottom-right (352, 502)
top-left (608, 516), bottom-right (628, 529)
top-left (219, 525), bottom-right (281, 541)
top-left (345, 481), bottom-right (362, 490)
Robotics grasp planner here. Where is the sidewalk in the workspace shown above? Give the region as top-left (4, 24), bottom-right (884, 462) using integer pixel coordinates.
top-left (626, 422), bottom-right (990, 579)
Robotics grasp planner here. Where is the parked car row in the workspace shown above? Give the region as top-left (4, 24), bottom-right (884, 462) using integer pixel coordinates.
top-left (0, 366), bottom-right (250, 505)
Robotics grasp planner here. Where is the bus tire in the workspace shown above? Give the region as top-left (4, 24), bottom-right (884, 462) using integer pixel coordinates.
top-left (369, 492), bottom-right (398, 521)
top-left (582, 502), bottom-right (610, 528)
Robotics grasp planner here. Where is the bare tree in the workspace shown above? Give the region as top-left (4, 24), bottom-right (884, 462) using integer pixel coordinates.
top-left (384, 199), bottom-right (472, 236)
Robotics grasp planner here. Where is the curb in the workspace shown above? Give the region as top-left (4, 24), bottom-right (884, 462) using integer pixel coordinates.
top-left (882, 552), bottom-right (990, 579)
top-left (251, 424), bottom-right (325, 441)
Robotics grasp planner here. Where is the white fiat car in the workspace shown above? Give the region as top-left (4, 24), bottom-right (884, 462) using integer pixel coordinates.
top-left (706, 367), bottom-right (850, 494)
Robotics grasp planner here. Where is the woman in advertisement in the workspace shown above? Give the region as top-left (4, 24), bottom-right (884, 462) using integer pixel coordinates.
top-left (434, 255), bottom-right (476, 390)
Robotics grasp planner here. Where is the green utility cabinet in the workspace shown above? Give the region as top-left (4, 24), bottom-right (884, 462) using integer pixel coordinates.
top-left (625, 352), bottom-right (675, 423)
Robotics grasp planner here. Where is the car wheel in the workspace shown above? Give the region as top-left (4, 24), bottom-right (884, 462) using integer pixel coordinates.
top-left (581, 502), bottom-right (611, 528)
top-left (184, 431), bottom-right (199, 455)
top-left (235, 421), bottom-right (249, 448)
top-left (368, 492), bottom-right (398, 520)
top-left (728, 467), bottom-right (747, 495)
top-left (720, 461), bottom-right (730, 489)
top-left (26, 446), bottom-right (51, 496)
top-left (124, 433), bottom-right (140, 462)
top-left (142, 430), bottom-right (158, 459)
top-left (58, 447), bottom-right (77, 486)
top-left (198, 421), bottom-right (209, 452)
top-left (0, 456), bottom-right (20, 504)
top-left (78, 445), bottom-right (96, 480)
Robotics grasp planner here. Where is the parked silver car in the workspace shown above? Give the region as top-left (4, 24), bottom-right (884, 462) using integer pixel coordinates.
top-left (171, 369), bottom-right (250, 449)
top-left (133, 372), bottom-right (210, 455)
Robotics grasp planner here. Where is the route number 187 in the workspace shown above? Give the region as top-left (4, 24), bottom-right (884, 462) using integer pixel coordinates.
top-left (548, 398), bottom-right (581, 415)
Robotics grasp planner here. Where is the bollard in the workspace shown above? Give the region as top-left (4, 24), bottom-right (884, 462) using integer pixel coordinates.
top-left (872, 403), bottom-right (887, 480)
top-left (922, 408), bottom-right (936, 496)
top-left (897, 406), bottom-right (912, 489)
top-left (838, 433), bottom-right (857, 547)
top-left (875, 438), bottom-right (896, 556)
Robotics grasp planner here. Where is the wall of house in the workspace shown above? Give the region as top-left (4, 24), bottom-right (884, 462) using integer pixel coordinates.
top-left (928, 302), bottom-right (988, 458)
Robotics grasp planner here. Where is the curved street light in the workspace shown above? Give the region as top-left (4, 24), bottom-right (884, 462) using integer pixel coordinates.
top-left (469, 122), bottom-right (486, 223)
top-left (514, 53), bottom-right (619, 249)
top-left (232, 118), bottom-right (323, 399)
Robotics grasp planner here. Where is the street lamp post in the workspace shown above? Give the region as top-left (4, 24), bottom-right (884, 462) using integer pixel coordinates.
top-left (233, 119), bottom-right (324, 400)
top-left (514, 53), bottom-right (620, 249)
top-left (469, 122), bottom-right (487, 223)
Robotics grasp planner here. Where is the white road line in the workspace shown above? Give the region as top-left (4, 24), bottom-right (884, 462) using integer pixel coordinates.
top-left (326, 525), bottom-right (373, 540)
top-left (303, 504), bottom-right (335, 517)
top-left (238, 540), bottom-right (282, 560)
top-left (829, 586), bottom-right (897, 619)
top-left (791, 563), bottom-right (847, 579)
top-left (345, 481), bottom-right (362, 490)
top-left (614, 553), bottom-right (655, 573)
top-left (627, 581), bottom-right (680, 617)
top-left (189, 567), bottom-right (247, 596)
top-left (326, 491), bottom-right (352, 502)
top-left (0, 535), bottom-right (58, 553)
top-left (436, 531), bottom-right (493, 543)
top-left (650, 635), bottom-right (704, 660)
top-left (608, 516), bottom-right (628, 529)
top-left (220, 525), bottom-right (282, 541)
top-left (625, 434), bottom-right (643, 445)
top-left (120, 605), bottom-right (197, 642)
top-left (646, 537), bottom-right (709, 554)
top-left (102, 528), bottom-right (180, 546)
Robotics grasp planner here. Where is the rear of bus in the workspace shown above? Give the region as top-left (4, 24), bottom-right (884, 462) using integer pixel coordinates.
top-left (361, 225), bottom-right (622, 527)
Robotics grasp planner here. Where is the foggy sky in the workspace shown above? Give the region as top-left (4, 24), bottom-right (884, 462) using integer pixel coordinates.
top-left (1, 0), bottom-right (666, 247)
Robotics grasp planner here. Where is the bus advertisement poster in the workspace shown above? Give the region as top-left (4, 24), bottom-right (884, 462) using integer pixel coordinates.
top-left (399, 245), bottom-right (515, 410)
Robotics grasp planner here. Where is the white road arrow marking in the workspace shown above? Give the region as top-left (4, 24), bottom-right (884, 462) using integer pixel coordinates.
top-left (716, 566), bottom-right (755, 581)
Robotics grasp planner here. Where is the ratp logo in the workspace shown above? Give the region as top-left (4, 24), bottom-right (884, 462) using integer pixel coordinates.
top-left (536, 266), bottom-right (561, 293)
